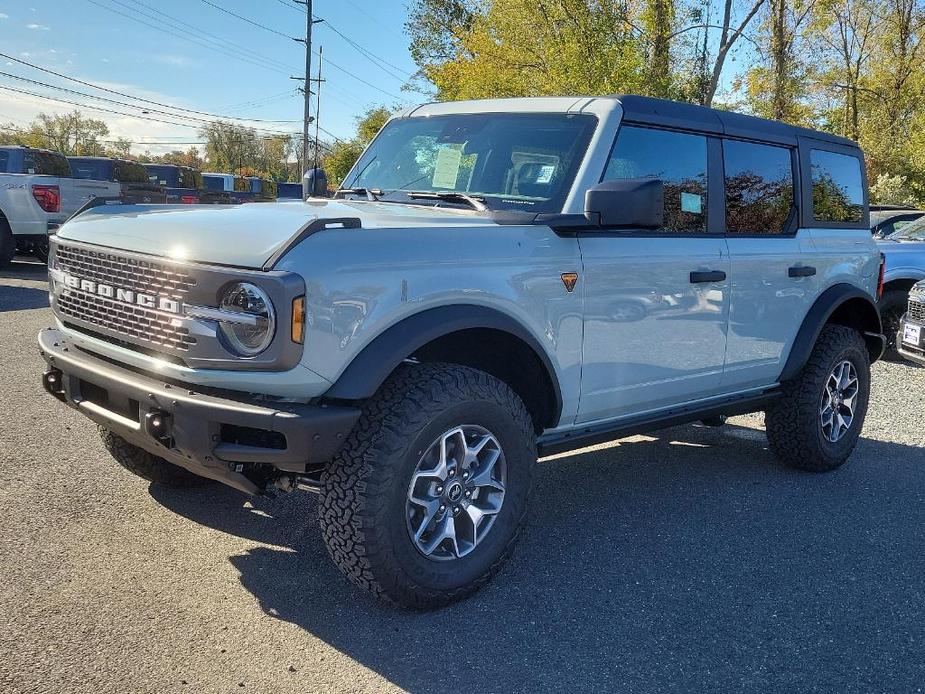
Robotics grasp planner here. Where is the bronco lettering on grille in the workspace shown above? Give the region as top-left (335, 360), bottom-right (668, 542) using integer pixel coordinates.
top-left (61, 272), bottom-right (183, 314)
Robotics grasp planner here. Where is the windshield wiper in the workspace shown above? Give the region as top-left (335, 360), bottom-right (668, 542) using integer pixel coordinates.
top-left (334, 187), bottom-right (382, 201)
top-left (405, 191), bottom-right (490, 212)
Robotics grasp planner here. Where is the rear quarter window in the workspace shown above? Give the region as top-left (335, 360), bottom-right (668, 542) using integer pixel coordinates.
top-left (25, 150), bottom-right (71, 177)
top-left (810, 149), bottom-right (864, 223)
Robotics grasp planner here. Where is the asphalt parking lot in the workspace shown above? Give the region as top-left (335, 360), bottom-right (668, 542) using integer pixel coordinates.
top-left (1, 258), bottom-right (924, 694)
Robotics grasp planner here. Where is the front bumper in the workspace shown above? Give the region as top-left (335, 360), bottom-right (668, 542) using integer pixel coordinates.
top-left (897, 315), bottom-right (925, 366)
top-left (38, 328), bottom-right (360, 494)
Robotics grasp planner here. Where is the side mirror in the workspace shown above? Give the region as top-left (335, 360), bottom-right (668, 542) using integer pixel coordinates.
top-left (585, 178), bottom-right (664, 228)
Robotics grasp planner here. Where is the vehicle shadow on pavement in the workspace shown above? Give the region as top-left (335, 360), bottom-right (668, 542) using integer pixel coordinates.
top-left (0, 285), bottom-right (48, 311)
top-left (151, 423), bottom-right (925, 693)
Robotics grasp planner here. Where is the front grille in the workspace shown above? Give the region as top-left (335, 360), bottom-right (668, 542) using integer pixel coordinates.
top-left (908, 298), bottom-right (925, 323)
top-left (56, 244), bottom-right (196, 300)
top-left (57, 291), bottom-right (196, 351)
top-left (54, 243), bottom-right (197, 351)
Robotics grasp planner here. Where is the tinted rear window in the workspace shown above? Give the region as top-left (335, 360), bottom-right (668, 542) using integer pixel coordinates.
top-left (113, 160), bottom-right (150, 184)
top-left (203, 175), bottom-right (224, 192)
top-left (25, 150), bottom-right (71, 176)
top-left (70, 159), bottom-right (112, 180)
top-left (145, 165), bottom-right (177, 187)
top-left (810, 149), bottom-right (864, 223)
top-left (178, 167), bottom-right (202, 189)
top-left (724, 140), bottom-right (795, 235)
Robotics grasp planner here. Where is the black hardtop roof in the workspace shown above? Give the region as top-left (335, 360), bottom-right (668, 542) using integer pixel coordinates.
top-left (611, 95), bottom-right (858, 149)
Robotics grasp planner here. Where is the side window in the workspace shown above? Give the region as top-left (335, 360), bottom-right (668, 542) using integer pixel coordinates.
top-left (0, 150), bottom-right (8, 173)
top-left (810, 149), bottom-right (864, 223)
top-left (603, 125), bottom-right (708, 233)
top-left (724, 140), bottom-right (795, 235)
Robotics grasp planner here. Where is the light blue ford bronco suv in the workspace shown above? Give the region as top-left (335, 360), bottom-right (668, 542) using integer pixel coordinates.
top-left (39, 96), bottom-right (885, 609)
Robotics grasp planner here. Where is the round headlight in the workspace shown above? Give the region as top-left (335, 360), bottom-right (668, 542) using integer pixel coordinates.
top-left (218, 283), bottom-right (275, 356)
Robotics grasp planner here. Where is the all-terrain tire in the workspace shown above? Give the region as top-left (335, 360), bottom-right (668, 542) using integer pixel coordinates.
top-left (765, 325), bottom-right (870, 472)
top-left (319, 363), bottom-right (536, 610)
top-left (100, 427), bottom-right (209, 487)
top-left (878, 289), bottom-right (908, 360)
top-left (0, 219), bottom-right (14, 270)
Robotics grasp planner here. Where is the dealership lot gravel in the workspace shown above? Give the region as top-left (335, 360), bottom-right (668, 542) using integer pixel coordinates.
top-left (1, 259), bottom-right (924, 694)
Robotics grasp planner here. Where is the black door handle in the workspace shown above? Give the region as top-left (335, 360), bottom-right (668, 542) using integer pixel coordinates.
top-left (690, 270), bottom-right (727, 283)
top-left (788, 266), bottom-right (816, 278)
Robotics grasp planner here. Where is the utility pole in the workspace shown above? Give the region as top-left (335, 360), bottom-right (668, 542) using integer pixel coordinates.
top-left (313, 45), bottom-right (324, 174)
top-left (292, 0), bottom-right (320, 175)
top-left (301, 0), bottom-right (312, 176)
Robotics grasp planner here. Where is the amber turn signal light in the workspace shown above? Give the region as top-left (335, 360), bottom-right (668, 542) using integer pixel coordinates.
top-left (291, 296), bottom-right (305, 344)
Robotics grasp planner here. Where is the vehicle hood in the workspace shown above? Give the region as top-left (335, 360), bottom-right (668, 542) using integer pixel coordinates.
top-left (55, 199), bottom-right (500, 269)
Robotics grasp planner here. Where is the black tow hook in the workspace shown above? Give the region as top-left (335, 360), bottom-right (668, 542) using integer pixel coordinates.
top-left (144, 410), bottom-right (172, 444)
top-left (42, 369), bottom-right (66, 402)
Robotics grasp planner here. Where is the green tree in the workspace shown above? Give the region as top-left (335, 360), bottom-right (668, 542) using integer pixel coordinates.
top-left (0, 110), bottom-right (109, 154)
top-left (322, 107), bottom-right (393, 187)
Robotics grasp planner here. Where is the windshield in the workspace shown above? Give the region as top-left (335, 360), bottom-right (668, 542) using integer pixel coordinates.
top-left (890, 215), bottom-right (925, 241)
top-left (344, 113), bottom-right (597, 213)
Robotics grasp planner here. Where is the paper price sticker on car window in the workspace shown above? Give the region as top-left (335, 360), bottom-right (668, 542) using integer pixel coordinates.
top-left (681, 192), bottom-right (703, 214)
top-left (432, 146), bottom-right (462, 189)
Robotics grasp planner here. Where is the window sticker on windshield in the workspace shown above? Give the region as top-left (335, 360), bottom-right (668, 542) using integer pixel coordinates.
top-left (681, 192), bottom-right (703, 214)
top-left (432, 146), bottom-right (462, 189)
top-left (536, 164), bottom-right (556, 184)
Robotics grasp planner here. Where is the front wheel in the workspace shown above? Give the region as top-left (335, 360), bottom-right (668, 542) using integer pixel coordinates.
top-left (765, 326), bottom-right (871, 472)
top-left (100, 428), bottom-right (209, 488)
top-left (319, 363), bottom-right (536, 610)
top-left (878, 289), bottom-right (908, 360)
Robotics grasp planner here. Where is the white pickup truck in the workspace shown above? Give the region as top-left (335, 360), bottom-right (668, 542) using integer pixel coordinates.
top-left (0, 146), bottom-right (119, 267)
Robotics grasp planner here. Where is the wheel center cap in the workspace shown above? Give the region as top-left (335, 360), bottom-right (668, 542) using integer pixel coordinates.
top-left (446, 481), bottom-right (464, 502)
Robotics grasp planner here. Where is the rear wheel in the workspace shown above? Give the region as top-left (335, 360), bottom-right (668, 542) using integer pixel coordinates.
top-left (765, 326), bottom-right (870, 472)
top-left (319, 363), bottom-right (536, 610)
top-left (100, 428), bottom-right (209, 488)
top-left (878, 289), bottom-right (909, 360)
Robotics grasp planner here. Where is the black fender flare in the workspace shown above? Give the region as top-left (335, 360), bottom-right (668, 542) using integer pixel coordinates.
top-left (324, 304), bottom-right (563, 419)
top-left (779, 283), bottom-right (884, 382)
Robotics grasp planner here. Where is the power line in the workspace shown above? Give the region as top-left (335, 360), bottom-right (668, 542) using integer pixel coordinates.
top-left (178, 0), bottom-right (412, 103)
top-left (198, 0), bottom-right (295, 40)
top-left (85, 0), bottom-right (294, 75)
top-left (0, 84), bottom-right (301, 137)
top-left (0, 70), bottom-right (299, 135)
top-left (0, 52), bottom-right (300, 126)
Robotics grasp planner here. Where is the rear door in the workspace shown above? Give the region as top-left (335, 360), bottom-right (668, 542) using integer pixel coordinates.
top-left (722, 139), bottom-right (815, 390)
top-left (577, 124), bottom-right (730, 423)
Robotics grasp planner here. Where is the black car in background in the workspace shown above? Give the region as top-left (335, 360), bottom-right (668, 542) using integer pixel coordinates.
top-left (68, 156), bottom-right (167, 204)
top-left (870, 204), bottom-right (925, 238)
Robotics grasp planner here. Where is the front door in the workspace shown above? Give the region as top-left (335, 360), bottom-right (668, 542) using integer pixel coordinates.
top-left (577, 125), bottom-right (730, 423)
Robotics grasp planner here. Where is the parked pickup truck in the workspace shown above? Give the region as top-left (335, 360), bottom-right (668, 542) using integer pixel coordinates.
top-left (143, 163), bottom-right (204, 204)
top-left (38, 96), bottom-right (884, 609)
top-left (0, 146), bottom-right (119, 266)
top-left (68, 156), bottom-right (167, 205)
top-left (876, 215), bottom-right (925, 356)
top-left (202, 172), bottom-right (253, 204)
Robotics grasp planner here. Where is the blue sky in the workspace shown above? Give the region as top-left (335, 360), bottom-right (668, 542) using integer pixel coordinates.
top-left (0, 0), bottom-right (423, 153)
